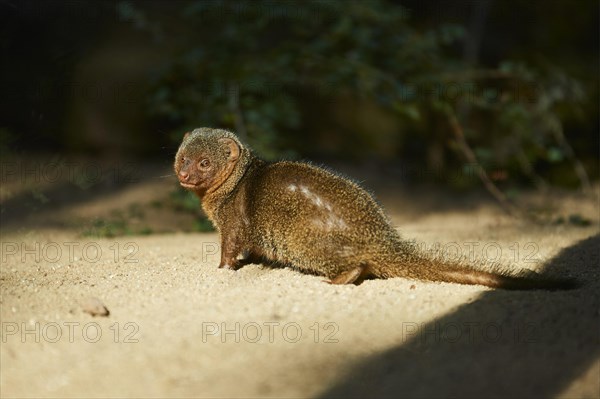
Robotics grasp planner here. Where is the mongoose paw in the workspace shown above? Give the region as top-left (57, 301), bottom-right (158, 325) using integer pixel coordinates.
top-left (218, 263), bottom-right (237, 270)
top-left (329, 265), bottom-right (368, 284)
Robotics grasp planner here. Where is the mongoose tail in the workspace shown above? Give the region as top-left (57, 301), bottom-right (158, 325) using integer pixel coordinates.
top-left (436, 267), bottom-right (580, 291)
top-left (375, 252), bottom-right (580, 290)
top-left (341, 260), bottom-right (579, 290)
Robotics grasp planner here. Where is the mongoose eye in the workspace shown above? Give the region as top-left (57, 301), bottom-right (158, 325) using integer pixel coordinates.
top-left (199, 159), bottom-right (211, 168)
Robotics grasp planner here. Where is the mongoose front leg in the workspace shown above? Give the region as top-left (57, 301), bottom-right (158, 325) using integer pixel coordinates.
top-left (218, 232), bottom-right (243, 270)
top-left (329, 265), bottom-right (370, 285)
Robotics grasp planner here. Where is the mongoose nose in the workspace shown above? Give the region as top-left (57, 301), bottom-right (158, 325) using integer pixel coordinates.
top-left (179, 170), bottom-right (189, 181)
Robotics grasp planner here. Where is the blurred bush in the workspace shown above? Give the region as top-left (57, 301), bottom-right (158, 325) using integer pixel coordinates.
top-left (120, 0), bottom-right (596, 190)
top-left (2, 0), bottom-right (596, 191)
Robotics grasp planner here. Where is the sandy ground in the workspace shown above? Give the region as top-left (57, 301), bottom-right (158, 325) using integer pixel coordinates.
top-left (1, 164), bottom-right (599, 398)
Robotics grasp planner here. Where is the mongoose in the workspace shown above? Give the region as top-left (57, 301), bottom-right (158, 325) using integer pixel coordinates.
top-left (175, 127), bottom-right (577, 290)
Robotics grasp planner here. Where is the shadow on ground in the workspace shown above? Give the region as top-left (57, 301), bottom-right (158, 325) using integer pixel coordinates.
top-left (320, 234), bottom-right (600, 398)
top-left (0, 161), bottom-right (172, 231)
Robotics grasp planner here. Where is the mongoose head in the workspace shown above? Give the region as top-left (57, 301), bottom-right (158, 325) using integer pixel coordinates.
top-left (174, 128), bottom-right (246, 196)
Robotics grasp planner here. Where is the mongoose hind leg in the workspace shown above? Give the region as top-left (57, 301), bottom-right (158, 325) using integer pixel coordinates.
top-left (329, 264), bottom-right (370, 285)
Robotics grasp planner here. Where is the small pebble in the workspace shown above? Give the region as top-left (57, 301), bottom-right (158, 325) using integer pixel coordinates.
top-left (82, 297), bottom-right (110, 317)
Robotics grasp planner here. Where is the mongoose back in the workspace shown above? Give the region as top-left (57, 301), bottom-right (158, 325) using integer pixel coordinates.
top-left (175, 127), bottom-right (577, 290)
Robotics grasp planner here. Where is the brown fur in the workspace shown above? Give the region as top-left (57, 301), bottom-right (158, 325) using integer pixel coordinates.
top-left (175, 128), bottom-right (578, 290)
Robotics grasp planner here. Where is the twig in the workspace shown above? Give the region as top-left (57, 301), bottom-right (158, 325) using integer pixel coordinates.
top-left (445, 110), bottom-right (521, 217)
top-left (547, 116), bottom-right (592, 192)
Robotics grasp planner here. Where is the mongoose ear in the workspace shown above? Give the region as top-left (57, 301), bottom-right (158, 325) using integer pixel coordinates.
top-left (219, 138), bottom-right (240, 161)
top-left (183, 132), bottom-right (190, 140)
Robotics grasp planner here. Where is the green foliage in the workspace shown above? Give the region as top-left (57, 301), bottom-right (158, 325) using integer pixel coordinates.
top-left (133, 1), bottom-right (455, 153)
top-left (169, 187), bottom-right (215, 232)
top-left (81, 205), bottom-right (152, 238)
top-left (553, 214), bottom-right (593, 227)
top-left (120, 0), bottom-right (594, 188)
top-left (193, 218), bottom-right (215, 233)
top-left (82, 217), bottom-right (129, 238)
top-left (169, 188), bottom-right (201, 213)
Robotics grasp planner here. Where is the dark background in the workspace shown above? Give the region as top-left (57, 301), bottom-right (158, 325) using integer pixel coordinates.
top-left (1, 0), bottom-right (598, 190)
